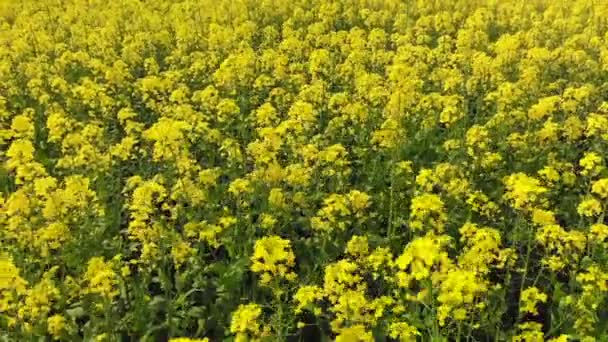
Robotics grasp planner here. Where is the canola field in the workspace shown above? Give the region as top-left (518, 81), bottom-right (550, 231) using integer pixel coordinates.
top-left (2, 0), bottom-right (608, 341)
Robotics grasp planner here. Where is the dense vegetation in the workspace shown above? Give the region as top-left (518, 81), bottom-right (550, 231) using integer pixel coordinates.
top-left (2, 0), bottom-right (608, 340)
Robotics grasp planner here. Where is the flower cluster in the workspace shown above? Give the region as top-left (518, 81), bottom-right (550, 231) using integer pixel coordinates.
top-left (2, 0), bottom-right (608, 340)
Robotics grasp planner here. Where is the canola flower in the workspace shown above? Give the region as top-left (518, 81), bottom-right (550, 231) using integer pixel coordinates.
top-left (250, 235), bottom-right (296, 285)
top-left (1, 0), bottom-right (608, 340)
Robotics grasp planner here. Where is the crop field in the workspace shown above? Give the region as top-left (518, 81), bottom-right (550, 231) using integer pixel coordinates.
top-left (1, 0), bottom-right (608, 341)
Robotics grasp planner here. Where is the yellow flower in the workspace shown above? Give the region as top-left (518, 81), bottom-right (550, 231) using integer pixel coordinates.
top-left (110, 136), bottom-right (138, 161)
top-left (442, 139), bottom-right (461, 151)
top-left (323, 260), bottom-right (362, 301)
top-left (258, 213), bottom-right (278, 230)
top-left (33, 177), bottom-right (58, 198)
top-left (19, 268), bottom-right (60, 321)
top-left (480, 152), bottom-right (503, 169)
top-left (230, 303), bottom-right (263, 340)
top-left (439, 102), bottom-right (463, 126)
top-left (531, 209), bottom-right (556, 226)
top-left (335, 325), bottom-right (373, 342)
top-left (465, 125), bottom-right (490, 152)
top-left (591, 178), bottom-right (608, 198)
top-left (586, 113), bottom-right (608, 138)
top-left (365, 247), bottom-right (393, 272)
top-left (228, 178), bottom-right (252, 196)
top-left (309, 48), bottom-right (332, 76)
top-left (4, 1), bottom-right (608, 340)
top-left (294, 285), bottom-right (323, 313)
top-left (346, 235), bottom-right (370, 259)
top-left (6, 139), bottom-right (35, 166)
top-left (142, 118), bottom-right (192, 161)
top-left (466, 191), bottom-right (498, 218)
top-left (171, 240), bottom-right (194, 268)
top-left (347, 190), bottom-right (371, 215)
top-left (388, 322), bottom-right (419, 341)
top-left (589, 223), bottom-right (608, 246)
top-left (394, 161), bottom-right (414, 176)
top-left (47, 314), bottom-right (67, 339)
top-left (503, 173), bottom-right (547, 210)
top-left (251, 236), bottom-right (296, 284)
top-left (395, 234), bottom-right (451, 284)
top-left (458, 223), bottom-right (514, 273)
top-left (371, 118), bottom-right (403, 149)
top-left (536, 224), bottom-right (587, 271)
top-left (538, 166), bottom-right (560, 184)
top-left (409, 193), bottom-right (446, 232)
top-left (10, 114), bottom-right (34, 138)
top-left (254, 102), bottom-right (279, 127)
top-left (0, 255), bottom-right (28, 313)
top-left (520, 287), bottom-right (547, 315)
top-left (311, 194), bottom-right (351, 232)
top-left (563, 116), bottom-right (584, 141)
top-left (198, 168), bottom-right (220, 187)
top-left (579, 152), bottom-right (603, 176)
top-left (35, 222), bottom-right (70, 257)
top-left (268, 188), bottom-right (286, 209)
top-left (528, 96), bottom-right (560, 121)
top-left (577, 197), bottom-right (602, 217)
top-left (437, 269), bottom-right (488, 326)
top-left (513, 322), bottom-right (544, 342)
top-left (216, 98), bottom-right (241, 123)
top-left (84, 257), bottom-right (119, 299)
top-left (285, 163), bottom-right (312, 186)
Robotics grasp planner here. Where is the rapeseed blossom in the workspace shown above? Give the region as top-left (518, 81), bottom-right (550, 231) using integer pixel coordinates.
top-left (230, 303), bottom-right (266, 342)
top-left (2, 0), bottom-right (608, 340)
top-left (84, 257), bottom-right (119, 299)
top-left (250, 235), bottom-right (296, 285)
top-left (520, 287), bottom-right (548, 315)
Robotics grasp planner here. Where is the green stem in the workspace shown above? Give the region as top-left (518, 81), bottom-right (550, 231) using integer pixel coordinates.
top-left (517, 226), bottom-right (533, 323)
top-left (388, 177), bottom-right (394, 240)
